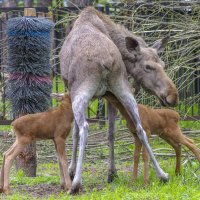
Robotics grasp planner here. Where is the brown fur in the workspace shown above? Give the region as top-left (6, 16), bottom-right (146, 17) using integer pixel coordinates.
top-left (59, 7), bottom-right (179, 193)
top-left (0, 94), bottom-right (73, 194)
top-left (60, 7), bottom-right (178, 106)
top-left (104, 92), bottom-right (200, 184)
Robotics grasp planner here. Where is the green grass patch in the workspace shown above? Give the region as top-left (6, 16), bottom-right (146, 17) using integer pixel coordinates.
top-left (1, 154), bottom-right (199, 200)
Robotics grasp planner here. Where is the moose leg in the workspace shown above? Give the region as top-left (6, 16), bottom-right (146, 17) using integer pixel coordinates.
top-left (132, 136), bottom-right (142, 182)
top-left (107, 102), bottom-right (118, 183)
top-left (69, 83), bottom-right (99, 194)
top-left (54, 137), bottom-right (71, 191)
top-left (68, 122), bottom-right (79, 181)
top-left (110, 78), bottom-right (169, 182)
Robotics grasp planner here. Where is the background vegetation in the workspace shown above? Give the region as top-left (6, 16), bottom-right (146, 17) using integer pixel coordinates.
top-left (0, 1), bottom-right (199, 199)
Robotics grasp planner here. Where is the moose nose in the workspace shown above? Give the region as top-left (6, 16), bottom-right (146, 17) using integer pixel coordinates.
top-left (165, 93), bottom-right (179, 107)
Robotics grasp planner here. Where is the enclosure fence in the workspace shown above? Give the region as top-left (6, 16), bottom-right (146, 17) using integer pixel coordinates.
top-left (0, 2), bottom-right (200, 125)
top-left (0, 3), bottom-right (199, 175)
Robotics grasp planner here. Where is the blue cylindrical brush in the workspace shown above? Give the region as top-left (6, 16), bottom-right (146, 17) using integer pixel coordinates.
top-left (6, 17), bottom-right (54, 117)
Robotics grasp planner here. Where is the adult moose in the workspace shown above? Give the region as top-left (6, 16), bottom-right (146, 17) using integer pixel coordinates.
top-left (60, 7), bottom-right (178, 194)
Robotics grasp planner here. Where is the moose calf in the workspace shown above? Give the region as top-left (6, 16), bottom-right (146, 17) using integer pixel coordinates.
top-left (104, 92), bottom-right (200, 184)
top-left (0, 93), bottom-right (73, 194)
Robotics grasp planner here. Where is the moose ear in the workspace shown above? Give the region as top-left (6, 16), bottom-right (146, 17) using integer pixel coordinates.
top-left (125, 37), bottom-right (140, 54)
top-left (152, 35), bottom-right (170, 53)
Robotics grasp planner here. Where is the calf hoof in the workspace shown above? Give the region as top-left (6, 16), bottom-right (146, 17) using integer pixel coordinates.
top-left (3, 187), bottom-right (10, 195)
top-left (60, 183), bottom-right (72, 192)
top-left (68, 182), bottom-right (82, 195)
top-left (144, 179), bottom-right (150, 186)
top-left (107, 170), bottom-right (118, 183)
top-left (0, 187), bottom-right (3, 193)
top-left (131, 176), bottom-right (136, 183)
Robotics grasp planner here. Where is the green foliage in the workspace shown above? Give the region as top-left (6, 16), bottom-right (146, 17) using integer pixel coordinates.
top-left (1, 157), bottom-right (199, 200)
top-left (0, 132), bottom-right (199, 199)
top-left (180, 120), bottom-right (200, 130)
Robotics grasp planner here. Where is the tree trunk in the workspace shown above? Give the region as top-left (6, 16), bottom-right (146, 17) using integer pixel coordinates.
top-left (2, 0), bottom-right (17, 7)
top-left (37, 0), bottom-right (52, 7)
top-left (24, 0), bottom-right (33, 7)
top-left (15, 142), bottom-right (37, 176)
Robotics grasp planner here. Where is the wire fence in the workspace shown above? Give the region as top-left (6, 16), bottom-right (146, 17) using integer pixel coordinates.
top-left (0, 127), bottom-right (199, 180)
top-left (0, 3), bottom-right (199, 175)
top-left (0, 3), bottom-right (200, 124)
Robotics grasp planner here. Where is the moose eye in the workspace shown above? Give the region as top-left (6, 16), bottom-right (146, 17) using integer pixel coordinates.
top-left (144, 65), bottom-right (154, 72)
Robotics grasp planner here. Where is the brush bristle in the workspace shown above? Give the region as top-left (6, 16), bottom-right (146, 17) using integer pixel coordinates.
top-left (6, 17), bottom-right (54, 117)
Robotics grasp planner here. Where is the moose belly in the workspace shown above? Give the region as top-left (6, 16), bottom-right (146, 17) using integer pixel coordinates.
top-left (94, 81), bottom-right (108, 97)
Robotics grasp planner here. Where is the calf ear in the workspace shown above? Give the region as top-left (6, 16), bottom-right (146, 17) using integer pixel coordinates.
top-left (152, 35), bottom-right (170, 53)
top-left (51, 93), bottom-right (65, 101)
top-left (125, 37), bottom-right (140, 54)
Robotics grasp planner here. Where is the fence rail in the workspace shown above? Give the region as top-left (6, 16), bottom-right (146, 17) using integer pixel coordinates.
top-left (0, 3), bottom-right (200, 125)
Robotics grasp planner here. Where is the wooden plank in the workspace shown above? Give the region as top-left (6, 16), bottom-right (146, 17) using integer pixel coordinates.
top-left (24, 8), bottom-right (36, 17)
top-left (0, 7), bottom-right (48, 13)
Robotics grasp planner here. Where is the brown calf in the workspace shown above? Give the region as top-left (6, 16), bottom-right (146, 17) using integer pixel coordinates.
top-left (0, 93), bottom-right (73, 194)
top-left (104, 92), bottom-right (200, 184)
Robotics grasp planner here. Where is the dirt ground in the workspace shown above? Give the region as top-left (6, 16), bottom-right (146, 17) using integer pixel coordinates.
top-left (12, 184), bottom-right (62, 198)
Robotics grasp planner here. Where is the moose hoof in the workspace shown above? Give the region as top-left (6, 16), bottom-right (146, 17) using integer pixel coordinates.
top-left (68, 168), bottom-right (75, 181)
top-left (68, 182), bottom-right (82, 195)
top-left (69, 173), bottom-right (75, 182)
top-left (159, 172), bottom-right (169, 183)
top-left (107, 170), bottom-right (118, 183)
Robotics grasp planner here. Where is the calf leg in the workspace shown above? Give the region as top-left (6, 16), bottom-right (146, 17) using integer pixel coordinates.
top-left (54, 137), bottom-right (71, 191)
top-left (161, 129), bottom-right (200, 174)
top-left (0, 142), bottom-right (17, 191)
top-left (110, 78), bottom-right (168, 182)
top-left (132, 136), bottom-right (142, 182)
top-left (171, 142), bottom-right (181, 175)
top-left (142, 145), bottom-right (149, 185)
top-left (68, 122), bottom-right (79, 181)
top-left (107, 102), bottom-right (118, 183)
top-left (160, 135), bottom-right (182, 175)
top-left (172, 133), bottom-right (200, 173)
top-left (181, 135), bottom-right (200, 163)
top-left (0, 140), bottom-right (28, 194)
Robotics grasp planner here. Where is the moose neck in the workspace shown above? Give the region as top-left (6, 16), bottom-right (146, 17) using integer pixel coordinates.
top-left (87, 8), bottom-right (147, 65)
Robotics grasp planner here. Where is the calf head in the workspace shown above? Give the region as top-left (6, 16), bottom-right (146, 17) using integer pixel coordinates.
top-left (51, 93), bottom-right (71, 105)
top-left (125, 36), bottom-right (178, 107)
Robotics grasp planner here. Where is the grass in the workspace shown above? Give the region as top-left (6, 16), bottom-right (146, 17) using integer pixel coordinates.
top-left (0, 155), bottom-right (199, 200)
top-left (0, 77), bottom-right (199, 200)
top-left (0, 124), bottom-right (199, 200)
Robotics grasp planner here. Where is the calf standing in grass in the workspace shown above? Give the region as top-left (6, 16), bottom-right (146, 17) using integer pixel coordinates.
top-left (104, 92), bottom-right (200, 184)
top-left (0, 93), bottom-right (73, 195)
